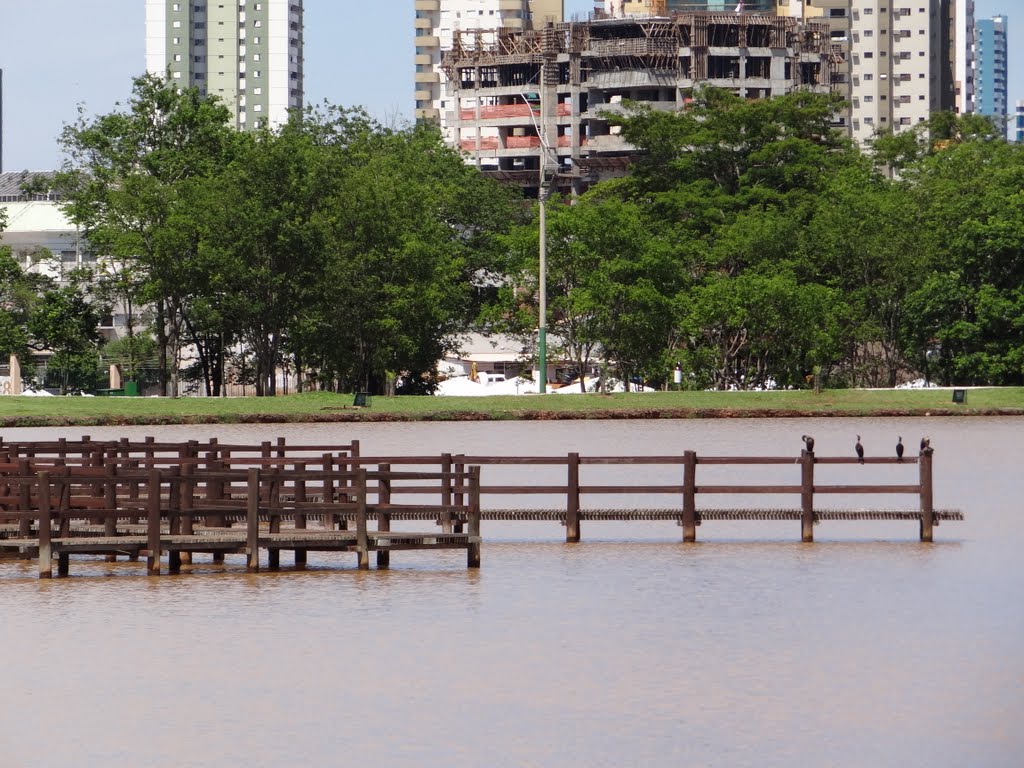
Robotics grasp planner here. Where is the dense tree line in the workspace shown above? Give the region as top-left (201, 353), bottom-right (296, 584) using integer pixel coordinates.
top-left (2, 77), bottom-right (1022, 394)
top-left (49, 74), bottom-right (518, 396)
top-left (497, 89), bottom-right (1024, 389)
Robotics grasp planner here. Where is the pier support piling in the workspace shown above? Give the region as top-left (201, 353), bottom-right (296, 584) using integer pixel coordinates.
top-left (38, 472), bottom-right (52, 578)
top-left (682, 451), bottom-right (697, 542)
top-left (566, 452), bottom-right (580, 543)
top-left (801, 450), bottom-right (815, 543)
top-left (920, 447), bottom-right (934, 542)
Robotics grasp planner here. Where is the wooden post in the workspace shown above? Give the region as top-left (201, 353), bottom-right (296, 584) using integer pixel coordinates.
top-left (682, 450), bottom-right (697, 543)
top-left (57, 471), bottom-right (70, 574)
top-left (167, 466), bottom-right (182, 574)
top-left (920, 447), bottom-right (934, 542)
top-left (179, 442), bottom-right (197, 565)
top-left (376, 464), bottom-right (391, 569)
top-left (440, 453), bottom-right (453, 533)
top-left (38, 472), bottom-right (52, 579)
top-left (467, 466), bottom-right (481, 568)
top-left (18, 458), bottom-right (31, 538)
top-left (104, 460), bottom-right (118, 546)
top-left (268, 467), bottom-right (281, 571)
top-left (453, 456), bottom-right (465, 534)
top-left (801, 449), bottom-right (815, 543)
top-left (566, 452), bottom-right (581, 543)
top-left (207, 445), bottom-right (226, 563)
top-left (322, 453), bottom-right (335, 531)
top-left (294, 461), bottom-right (307, 569)
top-left (355, 468), bottom-right (369, 570)
top-left (146, 470), bottom-right (162, 575)
top-left (247, 467), bottom-right (260, 571)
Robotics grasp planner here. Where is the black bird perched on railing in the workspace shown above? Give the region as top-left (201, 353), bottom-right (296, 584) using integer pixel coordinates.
top-left (802, 435), bottom-right (815, 454)
top-left (855, 435), bottom-right (864, 463)
top-left (896, 436), bottom-right (904, 461)
top-left (920, 436), bottom-right (931, 452)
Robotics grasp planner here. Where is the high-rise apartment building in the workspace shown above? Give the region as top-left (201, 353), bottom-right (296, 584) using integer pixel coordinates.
top-left (145, 0), bottom-right (303, 131)
top-left (796, 1), bottom-right (958, 145)
top-left (1015, 100), bottom-right (1024, 143)
top-left (415, 1), bottom-right (563, 125)
top-left (975, 15), bottom-right (1008, 131)
top-left (955, 0), bottom-right (974, 115)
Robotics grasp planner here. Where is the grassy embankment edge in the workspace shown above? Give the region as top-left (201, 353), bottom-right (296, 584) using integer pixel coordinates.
top-left (1, 388), bottom-right (1022, 428)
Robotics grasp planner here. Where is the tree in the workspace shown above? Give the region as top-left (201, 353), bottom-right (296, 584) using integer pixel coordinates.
top-left (57, 73), bottom-right (236, 396)
top-left (0, 248), bottom-right (49, 364)
top-left (27, 285), bottom-right (104, 394)
top-left (801, 162), bottom-right (924, 387)
top-left (903, 137), bottom-right (1024, 384)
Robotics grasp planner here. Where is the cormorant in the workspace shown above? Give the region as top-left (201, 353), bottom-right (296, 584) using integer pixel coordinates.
top-left (855, 435), bottom-right (864, 463)
top-left (802, 435), bottom-right (815, 454)
top-left (920, 436), bottom-right (931, 452)
top-left (896, 436), bottom-right (904, 461)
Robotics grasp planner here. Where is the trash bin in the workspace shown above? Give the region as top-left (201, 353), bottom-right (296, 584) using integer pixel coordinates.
top-left (124, 381), bottom-right (139, 397)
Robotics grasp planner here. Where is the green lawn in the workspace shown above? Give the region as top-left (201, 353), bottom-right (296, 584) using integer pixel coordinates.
top-left (1, 388), bottom-right (1022, 427)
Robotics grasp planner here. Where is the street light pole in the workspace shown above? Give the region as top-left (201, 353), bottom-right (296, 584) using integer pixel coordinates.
top-left (538, 181), bottom-right (548, 394)
top-left (519, 70), bottom-right (554, 394)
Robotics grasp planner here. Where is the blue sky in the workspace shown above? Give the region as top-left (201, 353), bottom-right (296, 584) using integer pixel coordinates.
top-left (0, 0), bottom-right (1016, 171)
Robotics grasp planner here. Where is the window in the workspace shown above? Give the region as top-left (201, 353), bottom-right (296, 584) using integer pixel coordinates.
top-left (253, 86), bottom-right (262, 95)
top-left (173, 53), bottom-right (182, 61)
top-left (864, 52), bottom-right (874, 58)
top-left (173, 20), bottom-right (181, 27)
top-left (173, 37), bottom-right (180, 44)
top-left (253, 104), bottom-right (262, 112)
top-left (254, 19), bottom-right (261, 27)
top-left (172, 3), bottom-right (180, 9)
top-left (252, 53), bottom-right (260, 61)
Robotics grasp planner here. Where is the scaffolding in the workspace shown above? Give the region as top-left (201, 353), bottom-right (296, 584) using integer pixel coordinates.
top-left (440, 13), bottom-right (835, 195)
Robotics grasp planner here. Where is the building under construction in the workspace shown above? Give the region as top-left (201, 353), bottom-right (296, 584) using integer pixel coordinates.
top-left (441, 13), bottom-right (835, 195)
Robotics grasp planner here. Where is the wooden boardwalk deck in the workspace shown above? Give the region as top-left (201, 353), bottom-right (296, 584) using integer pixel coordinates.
top-left (0, 436), bottom-right (959, 578)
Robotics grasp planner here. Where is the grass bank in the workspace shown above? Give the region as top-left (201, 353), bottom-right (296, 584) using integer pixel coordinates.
top-left (1, 388), bottom-right (1022, 428)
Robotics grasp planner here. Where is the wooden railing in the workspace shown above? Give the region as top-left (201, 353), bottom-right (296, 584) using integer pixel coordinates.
top-left (1, 438), bottom-right (957, 551)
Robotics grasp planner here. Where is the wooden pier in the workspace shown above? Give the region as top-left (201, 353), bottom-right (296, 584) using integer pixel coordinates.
top-left (0, 436), bottom-right (960, 578)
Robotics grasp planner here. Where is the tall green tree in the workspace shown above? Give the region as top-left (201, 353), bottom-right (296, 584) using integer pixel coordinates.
top-left (57, 73), bottom-right (236, 396)
top-left (904, 137), bottom-right (1024, 384)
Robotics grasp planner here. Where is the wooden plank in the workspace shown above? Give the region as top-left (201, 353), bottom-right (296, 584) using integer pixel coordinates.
top-left (697, 485), bottom-right (803, 494)
top-left (814, 485), bottom-right (921, 494)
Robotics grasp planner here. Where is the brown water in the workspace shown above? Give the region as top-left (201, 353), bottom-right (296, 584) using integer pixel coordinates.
top-left (1, 417), bottom-right (1021, 767)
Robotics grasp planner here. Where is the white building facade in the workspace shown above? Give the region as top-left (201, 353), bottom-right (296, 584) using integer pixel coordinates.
top-left (146, 0), bottom-right (303, 131)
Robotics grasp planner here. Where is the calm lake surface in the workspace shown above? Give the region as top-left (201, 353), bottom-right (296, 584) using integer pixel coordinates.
top-left (1, 416), bottom-right (1021, 767)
